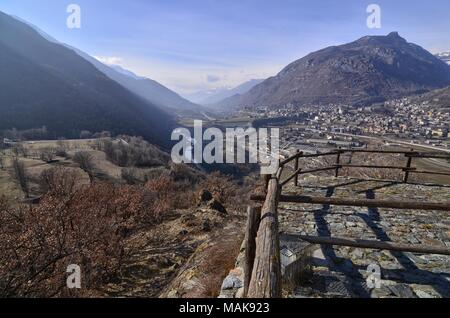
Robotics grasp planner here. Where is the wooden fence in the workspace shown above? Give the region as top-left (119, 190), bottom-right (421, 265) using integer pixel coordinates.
top-left (244, 149), bottom-right (450, 298)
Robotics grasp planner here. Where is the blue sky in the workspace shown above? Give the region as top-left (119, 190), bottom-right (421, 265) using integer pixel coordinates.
top-left (2, 0), bottom-right (450, 96)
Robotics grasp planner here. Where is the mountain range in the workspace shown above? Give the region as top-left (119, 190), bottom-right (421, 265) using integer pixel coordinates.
top-left (12, 15), bottom-right (205, 119)
top-left (0, 11), bottom-right (176, 147)
top-left (217, 32), bottom-right (450, 109)
top-left (81, 55), bottom-right (206, 118)
top-left (2, 11), bottom-right (449, 148)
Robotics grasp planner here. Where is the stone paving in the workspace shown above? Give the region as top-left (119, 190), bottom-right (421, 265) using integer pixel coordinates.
top-left (279, 176), bottom-right (450, 298)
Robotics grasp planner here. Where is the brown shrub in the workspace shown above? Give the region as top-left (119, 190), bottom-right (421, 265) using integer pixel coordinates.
top-left (145, 175), bottom-right (196, 211)
top-left (39, 148), bottom-right (56, 163)
top-left (0, 175), bottom-right (190, 297)
top-left (0, 163), bottom-right (249, 297)
top-left (198, 172), bottom-right (236, 204)
top-left (0, 191), bottom-right (124, 297)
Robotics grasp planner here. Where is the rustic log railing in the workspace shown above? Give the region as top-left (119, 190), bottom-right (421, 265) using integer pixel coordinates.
top-left (247, 176), bottom-right (282, 298)
top-left (281, 149), bottom-right (450, 182)
top-left (250, 194), bottom-right (450, 211)
top-left (244, 149), bottom-right (450, 298)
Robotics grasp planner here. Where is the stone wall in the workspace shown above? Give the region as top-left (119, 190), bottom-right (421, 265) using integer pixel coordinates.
top-left (219, 241), bottom-right (246, 298)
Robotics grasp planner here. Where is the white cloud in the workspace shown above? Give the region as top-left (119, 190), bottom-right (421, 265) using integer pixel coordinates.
top-left (93, 56), bottom-right (124, 66)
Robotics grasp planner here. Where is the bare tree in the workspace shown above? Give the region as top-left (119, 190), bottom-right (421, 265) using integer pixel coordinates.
top-left (56, 140), bottom-right (69, 154)
top-left (12, 144), bottom-right (27, 158)
top-left (73, 151), bottom-right (95, 182)
top-left (0, 153), bottom-right (4, 170)
top-left (39, 167), bottom-right (79, 195)
top-left (40, 148), bottom-right (56, 163)
top-left (11, 157), bottom-right (29, 198)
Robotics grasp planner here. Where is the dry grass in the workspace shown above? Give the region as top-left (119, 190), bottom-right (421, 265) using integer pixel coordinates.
top-left (199, 236), bottom-right (243, 298)
top-left (159, 221), bottom-right (245, 298)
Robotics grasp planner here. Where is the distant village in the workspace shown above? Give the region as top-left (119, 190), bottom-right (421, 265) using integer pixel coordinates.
top-left (240, 96), bottom-right (450, 151)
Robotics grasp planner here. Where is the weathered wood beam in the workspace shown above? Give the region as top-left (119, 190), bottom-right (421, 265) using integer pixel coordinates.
top-left (250, 194), bottom-right (450, 211)
top-left (262, 174), bottom-right (271, 191)
top-left (280, 149), bottom-right (450, 168)
top-left (338, 164), bottom-right (416, 170)
top-left (248, 177), bottom-right (282, 298)
top-left (280, 151), bottom-right (341, 166)
top-left (294, 150), bottom-right (301, 187)
top-left (403, 150), bottom-right (414, 183)
top-left (244, 206), bottom-right (261, 298)
top-left (284, 234), bottom-right (450, 256)
top-left (297, 166), bottom-right (336, 175)
top-left (409, 170), bottom-right (450, 177)
top-left (342, 149), bottom-right (416, 154)
top-left (339, 149), bottom-right (450, 159)
top-left (335, 149), bottom-right (341, 178)
top-left (280, 167), bottom-right (302, 187)
top-left (280, 152), bottom-right (300, 166)
top-left (275, 165), bottom-right (284, 180)
top-left (405, 153), bottom-right (450, 159)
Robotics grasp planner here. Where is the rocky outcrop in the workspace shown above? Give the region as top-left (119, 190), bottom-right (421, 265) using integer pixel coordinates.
top-left (218, 241), bottom-right (246, 298)
top-left (160, 220), bottom-right (244, 298)
top-left (197, 189), bottom-right (227, 215)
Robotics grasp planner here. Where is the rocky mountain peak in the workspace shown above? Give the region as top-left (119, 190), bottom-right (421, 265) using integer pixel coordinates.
top-left (387, 31), bottom-right (403, 40)
top-left (218, 33), bottom-right (450, 109)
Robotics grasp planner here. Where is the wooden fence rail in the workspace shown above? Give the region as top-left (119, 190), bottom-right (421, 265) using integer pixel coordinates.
top-left (284, 234), bottom-right (450, 256)
top-left (243, 148), bottom-right (450, 298)
top-left (250, 194), bottom-right (450, 211)
top-left (279, 149), bottom-right (450, 184)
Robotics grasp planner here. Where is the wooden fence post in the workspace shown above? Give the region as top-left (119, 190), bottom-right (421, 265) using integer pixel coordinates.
top-left (262, 174), bottom-right (271, 191)
top-left (244, 206), bottom-right (261, 298)
top-left (403, 149), bottom-right (413, 183)
top-left (294, 150), bottom-right (300, 186)
top-left (335, 148), bottom-right (342, 178)
top-left (248, 176), bottom-right (282, 298)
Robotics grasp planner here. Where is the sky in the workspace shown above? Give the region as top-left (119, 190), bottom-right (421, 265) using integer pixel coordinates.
top-left (1, 0), bottom-right (450, 97)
